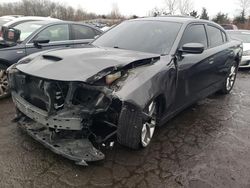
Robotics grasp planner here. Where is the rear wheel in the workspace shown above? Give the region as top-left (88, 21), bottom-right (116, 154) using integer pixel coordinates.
top-left (0, 64), bottom-right (10, 99)
top-left (219, 62), bottom-right (237, 94)
top-left (117, 100), bottom-right (157, 149)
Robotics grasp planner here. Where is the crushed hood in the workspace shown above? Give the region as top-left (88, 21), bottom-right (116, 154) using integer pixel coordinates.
top-left (16, 47), bottom-right (160, 82)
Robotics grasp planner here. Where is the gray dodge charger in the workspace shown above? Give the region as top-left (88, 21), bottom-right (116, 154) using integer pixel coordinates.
top-left (8, 16), bottom-right (242, 166)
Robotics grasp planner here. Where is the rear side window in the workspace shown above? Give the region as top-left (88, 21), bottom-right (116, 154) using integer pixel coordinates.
top-left (71, 24), bottom-right (98, 40)
top-left (180, 24), bottom-right (208, 49)
top-left (207, 25), bottom-right (224, 47)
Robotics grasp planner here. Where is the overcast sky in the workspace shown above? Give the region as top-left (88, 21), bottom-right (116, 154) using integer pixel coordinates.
top-left (1, 0), bottom-right (240, 18)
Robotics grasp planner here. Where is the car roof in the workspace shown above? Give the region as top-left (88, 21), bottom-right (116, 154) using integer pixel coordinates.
top-left (130, 16), bottom-right (225, 32)
top-left (0, 16), bottom-right (16, 22)
top-left (13, 20), bottom-right (102, 33)
top-left (14, 20), bottom-right (58, 26)
top-left (14, 20), bottom-right (95, 25)
top-left (0, 16), bottom-right (16, 19)
top-left (133, 16), bottom-right (212, 24)
top-left (3, 16), bottom-right (60, 27)
top-left (1, 15), bottom-right (23, 18)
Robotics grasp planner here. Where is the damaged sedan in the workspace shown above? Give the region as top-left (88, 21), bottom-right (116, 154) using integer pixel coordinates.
top-left (8, 16), bottom-right (242, 166)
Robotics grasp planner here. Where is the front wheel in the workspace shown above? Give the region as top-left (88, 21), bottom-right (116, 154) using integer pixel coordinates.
top-left (117, 101), bottom-right (157, 149)
top-left (219, 62), bottom-right (238, 94)
top-left (0, 64), bottom-right (10, 99)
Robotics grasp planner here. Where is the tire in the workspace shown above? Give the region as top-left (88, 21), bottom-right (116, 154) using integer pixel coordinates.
top-left (117, 101), bottom-right (157, 149)
top-left (0, 63), bottom-right (10, 99)
top-left (219, 61), bottom-right (238, 94)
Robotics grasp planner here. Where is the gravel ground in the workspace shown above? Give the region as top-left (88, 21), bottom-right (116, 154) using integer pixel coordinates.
top-left (0, 71), bottom-right (250, 188)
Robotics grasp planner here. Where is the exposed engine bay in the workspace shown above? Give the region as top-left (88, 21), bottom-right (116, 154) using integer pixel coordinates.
top-left (9, 71), bottom-right (123, 165)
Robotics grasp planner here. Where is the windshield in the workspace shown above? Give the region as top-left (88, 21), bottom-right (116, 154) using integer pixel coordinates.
top-left (93, 20), bottom-right (182, 55)
top-left (228, 31), bottom-right (250, 43)
top-left (14, 22), bottom-right (44, 41)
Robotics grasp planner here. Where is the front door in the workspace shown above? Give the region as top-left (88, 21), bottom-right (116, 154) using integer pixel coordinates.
top-left (25, 24), bottom-right (74, 55)
top-left (173, 24), bottom-right (214, 110)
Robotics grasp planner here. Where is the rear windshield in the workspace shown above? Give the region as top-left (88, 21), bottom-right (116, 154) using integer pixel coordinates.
top-left (93, 20), bottom-right (182, 55)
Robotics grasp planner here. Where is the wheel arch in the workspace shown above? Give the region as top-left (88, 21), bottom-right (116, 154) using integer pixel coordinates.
top-left (0, 59), bottom-right (12, 68)
top-left (234, 50), bottom-right (242, 67)
top-left (154, 94), bottom-right (166, 119)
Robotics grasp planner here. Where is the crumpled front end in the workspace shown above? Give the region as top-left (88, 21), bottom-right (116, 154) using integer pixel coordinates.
top-left (8, 68), bottom-right (122, 166)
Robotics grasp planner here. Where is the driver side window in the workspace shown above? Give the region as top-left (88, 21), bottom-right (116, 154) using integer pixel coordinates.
top-left (34, 24), bottom-right (69, 42)
top-left (179, 24), bottom-right (208, 49)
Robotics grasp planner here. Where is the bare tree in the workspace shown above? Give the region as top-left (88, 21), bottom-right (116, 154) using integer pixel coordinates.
top-left (164, 0), bottom-right (178, 15)
top-left (232, 0), bottom-right (250, 24)
top-left (148, 7), bottom-right (167, 17)
top-left (110, 3), bottom-right (121, 19)
top-left (238, 0), bottom-right (250, 12)
top-left (236, 0), bottom-right (250, 22)
top-left (0, 0), bottom-right (100, 21)
top-left (178, 0), bottom-right (193, 15)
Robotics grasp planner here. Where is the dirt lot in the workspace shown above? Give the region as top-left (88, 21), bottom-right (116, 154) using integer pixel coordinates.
top-left (0, 71), bottom-right (250, 188)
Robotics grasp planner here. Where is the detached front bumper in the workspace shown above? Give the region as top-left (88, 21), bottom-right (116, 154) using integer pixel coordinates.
top-left (240, 56), bottom-right (250, 68)
top-left (12, 92), bottom-right (106, 166)
top-left (18, 119), bottom-right (105, 166)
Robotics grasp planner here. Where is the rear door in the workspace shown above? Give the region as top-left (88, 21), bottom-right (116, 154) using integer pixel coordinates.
top-left (25, 24), bottom-right (73, 55)
top-left (205, 25), bottom-right (233, 83)
top-left (70, 24), bottom-right (101, 48)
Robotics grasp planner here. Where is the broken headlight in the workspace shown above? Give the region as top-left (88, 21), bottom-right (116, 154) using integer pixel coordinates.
top-left (105, 71), bottom-right (121, 85)
top-left (7, 58), bottom-right (32, 72)
top-left (18, 58), bottom-right (32, 65)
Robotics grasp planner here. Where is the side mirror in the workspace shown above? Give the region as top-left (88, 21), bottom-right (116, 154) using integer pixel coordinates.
top-left (2, 26), bottom-right (20, 43)
top-left (33, 37), bottom-right (50, 48)
top-left (179, 43), bottom-right (204, 54)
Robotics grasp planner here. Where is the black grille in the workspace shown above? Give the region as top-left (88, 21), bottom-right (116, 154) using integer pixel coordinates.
top-left (14, 73), bottom-right (69, 112)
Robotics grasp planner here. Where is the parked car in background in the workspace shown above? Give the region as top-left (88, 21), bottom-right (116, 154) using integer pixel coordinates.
top-left (101, 26), bottom-right (111, 32)
top-left (221, 24), bottom-right (238, 30)
top-left (0, 20), bottom-right (102, 98)
top-left (0, 16), bottom-right (58, 40)
top-left (8, 16), bottom-right (242, 166)
top-left (0, 15), bottom-right (23, 27)
top-left (227, 30), bottom-right (250, 68)
top-left (0, 16), bottom-right (17, 27)
top-left (2, 16), bottom-right (59, 29)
